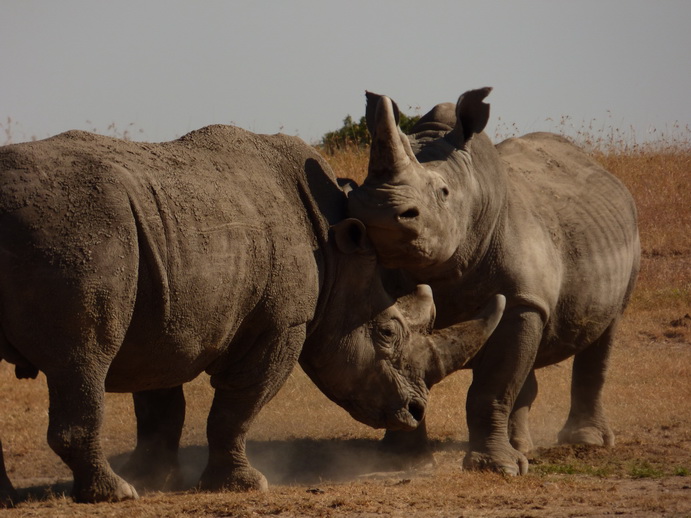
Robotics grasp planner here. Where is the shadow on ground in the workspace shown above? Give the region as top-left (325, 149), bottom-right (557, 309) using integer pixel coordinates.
top-left (14, 438), bottom-right (468, 502)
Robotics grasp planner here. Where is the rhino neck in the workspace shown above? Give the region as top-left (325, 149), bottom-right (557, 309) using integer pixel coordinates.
top-left (298, 250), bottom-right (380, 401)
top-left (291, 155), bottom-right (350, 340)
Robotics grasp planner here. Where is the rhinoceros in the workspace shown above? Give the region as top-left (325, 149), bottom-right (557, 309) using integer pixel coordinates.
top-left (0, 125), bottom-right (506, 505)
top-left (348, 88), bottom-right (641, 475)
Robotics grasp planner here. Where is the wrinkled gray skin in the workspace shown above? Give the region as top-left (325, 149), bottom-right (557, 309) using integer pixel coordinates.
top-left (0, 125), bottom-right (506, 505)
top-left (349, 88), bottom-right (641, 475)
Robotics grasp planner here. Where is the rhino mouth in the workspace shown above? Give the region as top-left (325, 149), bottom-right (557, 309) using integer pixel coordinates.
top-left (342, 398), bottom-right (427, 431)
top-left (367, 234), bottom-right (436, 269)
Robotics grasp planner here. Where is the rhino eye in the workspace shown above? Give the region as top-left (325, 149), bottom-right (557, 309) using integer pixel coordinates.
top-left (441, 186), bottom-right (450, 198)
top-left (375, 321), bottom-right (401, 351)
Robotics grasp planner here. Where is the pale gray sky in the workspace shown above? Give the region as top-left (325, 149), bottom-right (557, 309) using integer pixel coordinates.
top-left (2, 1), bottom-right (690, 145)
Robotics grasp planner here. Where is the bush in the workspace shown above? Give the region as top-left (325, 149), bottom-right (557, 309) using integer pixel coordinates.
top-left (321, 112), bottom-right (420, 154)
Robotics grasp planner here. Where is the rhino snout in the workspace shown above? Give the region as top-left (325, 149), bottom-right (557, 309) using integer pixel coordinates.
top-left (387, 398), bottom-right (427, 431)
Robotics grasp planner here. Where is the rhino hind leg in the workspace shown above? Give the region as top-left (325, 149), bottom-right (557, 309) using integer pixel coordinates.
top-left (45, 367), bottom-right (138, 503)
top-left (199, 324), bottom-right (305, 492)
top-left (0, 440), bottom-right (19, 507)
top-left (558, 321), bottom-right (617, 447)
top-left (121, 386), bottom-right (186, 491)
top-left (508, 370), bottom-right (537, 454)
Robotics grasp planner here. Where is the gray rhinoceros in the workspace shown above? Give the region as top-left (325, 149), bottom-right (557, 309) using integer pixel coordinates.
top-left (348, 88), bottom-right (641, 475)
top-left (0, 125), bottom-right (506, 505)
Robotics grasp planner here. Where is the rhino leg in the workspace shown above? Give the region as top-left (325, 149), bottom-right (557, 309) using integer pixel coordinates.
top-left (46, 369), bottom-right (138, 503)
top-left (463, 307), bottom-right (543, 476)
top-left (558, 321), bottom-right (616, 447)
top-left (0, 439), bottom-right (19, 507)
top-left (199, 324), bottom-right (305, 492)
top-left (508, 370), bottom-right (537, 454)
top-left (380, 417), bottom-right (435, 468)
top-left (121, 386), bottom-right (186, 491)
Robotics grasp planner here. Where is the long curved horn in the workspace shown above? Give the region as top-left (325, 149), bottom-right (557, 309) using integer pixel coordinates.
top-left (424, 294), bottom-right (505, 386)
top-left (366, 93), bottom-right (417, 181)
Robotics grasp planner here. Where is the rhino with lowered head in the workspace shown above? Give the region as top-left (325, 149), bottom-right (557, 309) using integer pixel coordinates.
top-left (0, 125), bottom-right (506, 505)
top-left (349, 88), bottom-right (640, 475)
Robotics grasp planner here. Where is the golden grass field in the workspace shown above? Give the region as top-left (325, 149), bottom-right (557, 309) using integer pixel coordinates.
top-left (0, 131), bottom-right (689, 517)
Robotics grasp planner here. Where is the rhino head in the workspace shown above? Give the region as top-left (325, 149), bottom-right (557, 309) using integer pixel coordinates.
top-left (300, 218), bottom-right (505, 431)
top-left (348, 88), bottom-right (505, 275)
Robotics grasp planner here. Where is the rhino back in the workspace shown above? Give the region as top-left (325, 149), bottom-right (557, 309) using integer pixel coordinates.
top-left (496, 132), bottom-right (640, 361)
top-left (0, 126), bottom-right (333, 390)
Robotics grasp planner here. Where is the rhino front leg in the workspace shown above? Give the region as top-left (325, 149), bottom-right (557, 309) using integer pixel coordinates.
top-left (46, 371), bottom-right (138, 503)
top-left (121, 386), bottom-right (186, 491)
top-left (463, 307), bottom-right (543, 475)
top-left (508, 370), bottom-right (538, 454)
top-left (558, 321), bottom-right (616, 447)
top-left (199, 324), bottom-right (305, 492)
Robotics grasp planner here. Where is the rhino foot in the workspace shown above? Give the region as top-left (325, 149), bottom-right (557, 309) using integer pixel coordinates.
top-left (199, 465), bottom-right (268, 493)
top-left (509, 434), bottom-right (534, 455)
top-left (379, 425), bottom-right (435, 470)
top-left (72, 472), bottom-right (139, 503)
top-left (558, 424), bottom-right (614, 447)
top-left (463, 446), bottom-right (529, 476)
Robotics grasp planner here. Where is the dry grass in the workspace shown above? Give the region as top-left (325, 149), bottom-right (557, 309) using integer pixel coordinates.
top-left (1, 133), bottom-right (690, 516)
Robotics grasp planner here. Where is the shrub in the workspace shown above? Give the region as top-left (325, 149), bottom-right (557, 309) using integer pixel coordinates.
top-left (320, 112), bottom-right (420, 154)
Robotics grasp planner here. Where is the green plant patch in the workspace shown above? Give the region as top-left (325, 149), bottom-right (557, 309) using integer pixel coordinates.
top-left (532, 462), bottom-right (616, 478)
top-left (628, 461), bottom-right (665, 479)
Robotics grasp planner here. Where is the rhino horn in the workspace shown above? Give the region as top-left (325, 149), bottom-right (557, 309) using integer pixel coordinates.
top-left (448, 86), bottom-right (493, 148)
top-left (423, 294), bottom-right (505, 387)
top-left (365, 91), bottom-right (419, 181)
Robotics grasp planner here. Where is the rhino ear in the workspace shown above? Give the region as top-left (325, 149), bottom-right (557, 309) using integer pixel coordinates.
top-left (365, 91), bottom-right (400, 136)
top-left (332, 218), bottom-right (372, 254)
top-left (449, 87), bottom-right (492, 148)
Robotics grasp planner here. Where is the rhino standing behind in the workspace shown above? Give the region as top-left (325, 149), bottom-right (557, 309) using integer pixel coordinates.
top-left (349, 88), bottom-right (640, 475)
top-left (0, 126), bottom-right (506, 505)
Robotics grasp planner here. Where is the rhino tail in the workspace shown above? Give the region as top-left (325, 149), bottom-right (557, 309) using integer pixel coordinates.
top-left (0, 327), bottom-right (39, 380)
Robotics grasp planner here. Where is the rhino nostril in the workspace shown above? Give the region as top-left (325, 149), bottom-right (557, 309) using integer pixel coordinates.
top-left (398, 208), bottom-right (420, 220)
top-left (407, 400), bottom-right (425, 422)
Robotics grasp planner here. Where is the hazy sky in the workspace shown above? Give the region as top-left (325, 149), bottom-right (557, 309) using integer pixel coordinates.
top-left (2, 1), bottom-right (690, 145)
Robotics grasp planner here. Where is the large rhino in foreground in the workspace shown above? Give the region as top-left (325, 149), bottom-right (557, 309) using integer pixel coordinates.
top-left (349, 88), bottom-right (640, 475)
top-left (0, 126), bottom-right (505, 505)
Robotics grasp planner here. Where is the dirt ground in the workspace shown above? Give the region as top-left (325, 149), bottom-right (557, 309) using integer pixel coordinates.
top-left (1, 265), bottom-right (690, 517)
